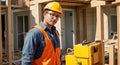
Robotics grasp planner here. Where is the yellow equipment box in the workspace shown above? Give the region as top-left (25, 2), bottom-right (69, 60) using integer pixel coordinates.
top-left (66, 42), bottom-right (103, 65)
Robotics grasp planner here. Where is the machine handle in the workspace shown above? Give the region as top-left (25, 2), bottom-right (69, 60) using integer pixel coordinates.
top-left (66, 48), bottom-right (73, 55)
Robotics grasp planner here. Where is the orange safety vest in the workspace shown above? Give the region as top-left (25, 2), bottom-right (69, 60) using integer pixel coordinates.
top-left (32, 25), bottom-right (61, 65)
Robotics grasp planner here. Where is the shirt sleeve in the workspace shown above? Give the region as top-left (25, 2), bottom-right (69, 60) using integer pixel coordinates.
top-left (21, 28), bottom-right (43, 65)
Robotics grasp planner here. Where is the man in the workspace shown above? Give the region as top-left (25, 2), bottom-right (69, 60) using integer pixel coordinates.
top-left (22, 2), bottom-right (62, 65)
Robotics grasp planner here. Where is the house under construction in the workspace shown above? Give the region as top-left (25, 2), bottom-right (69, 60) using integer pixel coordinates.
top-left (0, 0), bottom-right (120, 65)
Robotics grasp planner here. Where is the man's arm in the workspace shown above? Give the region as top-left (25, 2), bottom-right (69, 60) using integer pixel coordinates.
top-left (22, 29), bottom-right (38, 65)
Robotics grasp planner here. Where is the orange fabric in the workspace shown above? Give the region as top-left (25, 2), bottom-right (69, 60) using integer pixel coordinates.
top-left (32, 25), bottom-right (61, 65)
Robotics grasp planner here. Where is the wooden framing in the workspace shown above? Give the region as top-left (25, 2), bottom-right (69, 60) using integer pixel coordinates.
top-left (96, 6), bottom-right (104, 65)
top-left (76, 7), bottom-right (80, 43)
top-left (30, 1), bottom-right (85, 6)
top-left (96, 6), bottom-right (104, 40)
top-left (0, 0), bottom-right (120, 65)
top-left (6, 0), bottom-right (12, 65)
top-left (91, 1), bottom-right (106, 7)
top-left (35, 0), bottom-right (40, 24)
top-left (83, 9), bottom-right (87, 40)
top-left (0, 0), bottom-right (28, 64)
top-left (109, 45), bottom-right (115, 65)
top-left (1, 0), bottom-right (24, 9)
top-left (60, 2), bottom-right (84, 6)
top-left (30, 0), bottom-right (90, 4)
top-left (0, 0), bottom-right (2, 65)
top-left (56, 0), bottom-right (90, 2)
top-left (117, 4), bottom-right (120, 65)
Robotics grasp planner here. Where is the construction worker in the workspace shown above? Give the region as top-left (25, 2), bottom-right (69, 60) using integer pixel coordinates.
top-left (22, 1), bottom-right (62, 65)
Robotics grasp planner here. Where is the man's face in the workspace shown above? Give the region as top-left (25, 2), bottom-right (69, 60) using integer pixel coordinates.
top-left (44, 10), bottom-right (61, 26)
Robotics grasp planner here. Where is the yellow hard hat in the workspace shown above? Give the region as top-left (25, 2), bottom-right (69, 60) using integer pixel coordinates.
top-left (44, 2), bottom-right (63, 15)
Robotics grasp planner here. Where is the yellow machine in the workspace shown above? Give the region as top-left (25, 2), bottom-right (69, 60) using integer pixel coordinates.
top-left (65, 41), bottom-right (103, 65)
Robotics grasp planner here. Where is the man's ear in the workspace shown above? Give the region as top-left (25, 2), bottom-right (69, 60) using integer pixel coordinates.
top-left (43, 11), bottom-right (47, 16)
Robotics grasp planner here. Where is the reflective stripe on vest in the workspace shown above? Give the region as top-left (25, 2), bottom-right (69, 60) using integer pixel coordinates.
top-left (32, 25), bottom-right (61, 65)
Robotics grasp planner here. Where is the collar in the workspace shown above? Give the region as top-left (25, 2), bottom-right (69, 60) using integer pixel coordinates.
top-left (39, 22), bottom-right (56, 31)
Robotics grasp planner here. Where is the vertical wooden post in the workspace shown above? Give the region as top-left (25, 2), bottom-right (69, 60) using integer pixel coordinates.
top-left (109, 44), bottom-right (115, 65)
top-left (34, 3), bottom-right (40, 24)
top-left (35, 0), bottom-right (40, 24)
top-left (96, 6), bottom-right (104, 65)
top-left (83, 9), bottom-right (87, 41)
top-left (0, 0), bottom-right (3, 64)
top-left (76, 7), bottom-right (80, 43)
top-left (117, 4), bottom-right (120, 65)
top-left (96, 6), bottom-right (104, 41)
top-left (6, 0), bottom-right (12, 65)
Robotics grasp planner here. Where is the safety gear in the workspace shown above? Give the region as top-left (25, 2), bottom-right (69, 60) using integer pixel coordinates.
top-left (44, 2), bottom-right (63, 15)
top-left (32, 26), bottom-right (61, 65)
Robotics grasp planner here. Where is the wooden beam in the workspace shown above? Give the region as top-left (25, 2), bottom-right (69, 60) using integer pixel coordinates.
top-left (60, 2), bottom-right (84, 6)
top-left (117, 4), bottom-right (120, 65)
top-left (112, 1), bottom-right (120, 5)
top-left (115, 0), bottom-right (120, 2)
top-left (6, 0), bottom-right (12, 65)
top-left (38, 0), bottom-right (53, 3)
top-left (30, 1), bottom-right (84, 6)
top-left (96, 6), bottom-right (104, 65)
top-left (109, 44), bottom-right (115, 65)
top-left (90, 1), bottom-right (120, 7)
top-left (76, 7), bottom-right (80, 43)
top-left (91, 1), bottom-right (106, 7)
top-left (0, 0), bottom-right (3, 64)
top-left (30, 0), bottom-right (52, 5)
top-left (35, 4), bottom-right (40, 24)
top-left (56, 0), bottom-right (90, 2)
top-left (96, 6), bottom-right (104, 41)
top-left (34, 0), bottom-right (41, 24)
top-left (83, 9), bottom-right (87, 40)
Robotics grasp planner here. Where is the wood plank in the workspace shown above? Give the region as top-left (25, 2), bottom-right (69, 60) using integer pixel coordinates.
top-left (96, 6), bottom-right (104, 65)
top-left (64, 0), bottom-right (90, 3)
top-left (0, 0), bottom-right (3, 64)
top-left (117, 4), bottom-right (120, 65)
top-left (38, 0), bottom-right (53, 3)
top-left (76, 7), bottom-right (80, 43)
top-left (91, 1), bottom-right (120, 7)
top-left (33, 0), bottom-right (41, 24)
top-left (34, 4), bottom-right (40, 24)
top-left (91, 1), bottom-right (106, 7)
top-left (59, 2), bottom-right (84, 6)
top-left (30, 0), bottom-right (52, 5)
top-left (109, 45), bottom-right (115, 65)
top-left (116, 0), bottom-right (120, 2)
top-left (83, 9), bottom-right (87, 40)
top-left (6, 0), bottom-right (12, 65)
top-left (30, 0), bottom-right (90, 4)
top-left (96, 6), bottom-right (104, 41)
top-left (112, 1), bottom-right (120, 4)
top-left (56, 0), bottom-right (90, 2)
top-left (30, 1), bottom-right (84, 6)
